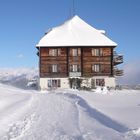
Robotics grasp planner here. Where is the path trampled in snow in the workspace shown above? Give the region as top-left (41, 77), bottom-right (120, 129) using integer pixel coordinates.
top-left (0, 84), bottom-right (140, 140)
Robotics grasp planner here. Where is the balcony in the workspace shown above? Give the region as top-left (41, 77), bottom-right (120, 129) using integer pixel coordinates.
top-left (36, 51), bottom-right (39, 56)
top-left (69, 72), bottom-right (81, 77)
top-left (113, 51), bottom-right (123, 65)
top-left (114, 68), bottom-right (123, 76)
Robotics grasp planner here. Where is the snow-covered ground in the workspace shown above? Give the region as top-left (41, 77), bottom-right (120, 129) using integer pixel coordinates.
top-left (0, 68), bottom-right (140, 140)
top-left (0, 83), bottom-right (140, 140)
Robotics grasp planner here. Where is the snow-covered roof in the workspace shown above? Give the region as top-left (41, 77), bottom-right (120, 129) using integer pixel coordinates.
top-left (36, 15), bottom-right (117, 47)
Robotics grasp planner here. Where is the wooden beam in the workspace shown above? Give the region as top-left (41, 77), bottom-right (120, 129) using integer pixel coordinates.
top-left (110, 47), bottom-right (113, 76)
top-left (81, 47), bottom-right (83, 76)
top-left (67, 47), bottom-right (69, 76)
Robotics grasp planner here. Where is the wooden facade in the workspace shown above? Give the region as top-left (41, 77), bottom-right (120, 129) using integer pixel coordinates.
top-left (39, 47), bottom-right (115, 78)
top-left (40, 48), bottom-right (67, 77)
top-left (36, 15), bottom-right (124, 89)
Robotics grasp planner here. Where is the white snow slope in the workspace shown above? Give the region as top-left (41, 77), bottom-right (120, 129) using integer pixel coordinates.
top-left (0, 84), bottom-right (140, 140)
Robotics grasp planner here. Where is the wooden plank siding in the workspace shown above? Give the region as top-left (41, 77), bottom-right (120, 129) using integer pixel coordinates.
top-left (39, 47), bottom-right (113, 78)
top-left (40, 48), bottom-right (67, 77)
top-left (68, 48), bottom-right (81, 73)
top-left (82, 47), bottom-right (112, 77)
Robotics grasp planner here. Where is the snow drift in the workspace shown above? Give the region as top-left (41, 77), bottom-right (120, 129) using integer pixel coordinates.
top-left (0, 84), bottom-right (140, 139)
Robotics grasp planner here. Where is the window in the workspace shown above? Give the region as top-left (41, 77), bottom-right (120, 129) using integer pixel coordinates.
top-left (92, 48), bottom-right (102, 56)
top-left (72, 48), bottom-right (78, 56)
top-left (48, 80), bottom-right (52, 87)
top-left (100, 48), bottom-right (103, 56)
top-left (73, 65), bottom-right (78, 72)
top-left (96, 79), bottom-right (105, 86)
top-left (52, 64), bottom-right (58, 72)
top-left (49, 49), bottom-right (61, 56)
top-left (48, 79), bottom-right (61, 88)
top-left (92, 64), bottom-right (100, 72)
top-left (70, 65), bottom-right (80, 72)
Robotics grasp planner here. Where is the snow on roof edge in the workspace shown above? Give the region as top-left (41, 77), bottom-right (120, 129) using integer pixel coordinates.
top-left (36, 15), bottom-right (117, 47)
top-left (36, 45), bottom-right (117, 48)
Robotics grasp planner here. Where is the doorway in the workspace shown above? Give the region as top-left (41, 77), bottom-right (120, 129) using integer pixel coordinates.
top-left (69, 78), bottom-right (82, 89)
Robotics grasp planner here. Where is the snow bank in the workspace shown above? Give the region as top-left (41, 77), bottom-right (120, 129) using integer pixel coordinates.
top-left (94, 86), bottom-right (108, 94)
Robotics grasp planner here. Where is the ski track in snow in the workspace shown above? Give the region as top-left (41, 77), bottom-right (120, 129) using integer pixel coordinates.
top-left (0, 85), bottom-right (38, 140)
top-left (57, 92), bottom-right (127, 139)
top-left (51, 91), bottom-right (140, 140)
top-left (0, 85), bottom-right (140, 140)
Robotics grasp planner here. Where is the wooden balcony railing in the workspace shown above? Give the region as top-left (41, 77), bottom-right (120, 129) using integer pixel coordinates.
top-left (113, 51), bottom-right (123, 65)
top-left (69, 72), bottom-right (81, 77)
top-left (114, 68), bottom-right (123, 76)
top-left (36, 51), bottom-right (39, 56)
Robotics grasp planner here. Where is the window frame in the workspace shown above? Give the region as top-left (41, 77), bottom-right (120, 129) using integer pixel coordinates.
top-left (92, 48), bottom-right (102, 56)
top-left (96, 79), bottom-right (105, 86)
top-left (52, 64), bottom-right (58, 73)
top-left (73, 64), bottom-right (78, 72)
top-left (49, 48), bottom-right (61, 56)
top-left (48, 79), bottom-right (61, 88)
top-left (92, 64), bottom-right (100, 72)
top-left (72, 48), bottom-right (78, 56)
top-left (70, 64), bottom-right (81, 72)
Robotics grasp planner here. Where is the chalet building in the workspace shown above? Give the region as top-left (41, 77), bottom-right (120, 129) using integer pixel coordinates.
top-left (36, 15), bottom-right (123, 90)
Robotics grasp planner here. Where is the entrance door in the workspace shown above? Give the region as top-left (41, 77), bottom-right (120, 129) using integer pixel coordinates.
top-left (70, 78), bottom-right (81, 89)
top-left (72, 79), bottom-right (78, 89)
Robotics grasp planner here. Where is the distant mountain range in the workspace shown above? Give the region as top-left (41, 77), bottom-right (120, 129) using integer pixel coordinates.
top-left (0, 68), bottom-right (39, 89)
top-left (0, 68), bottom-right (140, 90)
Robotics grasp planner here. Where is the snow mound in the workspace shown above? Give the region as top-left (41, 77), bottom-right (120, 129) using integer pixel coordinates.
top-left (94, 86), bottom-right (109, 94)
top-left (132, 128), bottom-right (140, 136)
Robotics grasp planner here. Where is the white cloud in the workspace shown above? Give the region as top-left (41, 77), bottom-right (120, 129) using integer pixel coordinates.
top-left (16, 54), bottom-right (24, 58)
top-left (119, 60), bottom-right (140, 85)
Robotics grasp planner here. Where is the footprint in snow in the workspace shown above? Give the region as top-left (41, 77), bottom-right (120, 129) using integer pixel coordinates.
top-left (2, 114), bottom-right (35, 140)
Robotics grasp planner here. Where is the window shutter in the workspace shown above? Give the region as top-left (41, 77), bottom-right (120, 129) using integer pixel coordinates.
top-left (58, 80), bottom-right (61, 87)
top-left (58, 49), bottom-right (61, 56)
top-left (100, 48), bottom-right (103, 56)
top-left (49, 49), bottom-right (52, 56)
top-left (78, 48), bottom-right (81, 56)
top-left (92, 49), bottom-right (95, 56)
top-left (72, 49), bottom-right (78, 56)
top-left (78, 65), bottom-right (81, 72)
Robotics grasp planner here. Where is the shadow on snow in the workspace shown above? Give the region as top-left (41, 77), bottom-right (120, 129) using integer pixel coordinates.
top-left (58, 92), bottom-right (129, 133)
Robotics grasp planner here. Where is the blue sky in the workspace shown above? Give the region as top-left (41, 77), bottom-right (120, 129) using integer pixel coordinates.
top-left (0, 0), bottom-right (140, 68)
